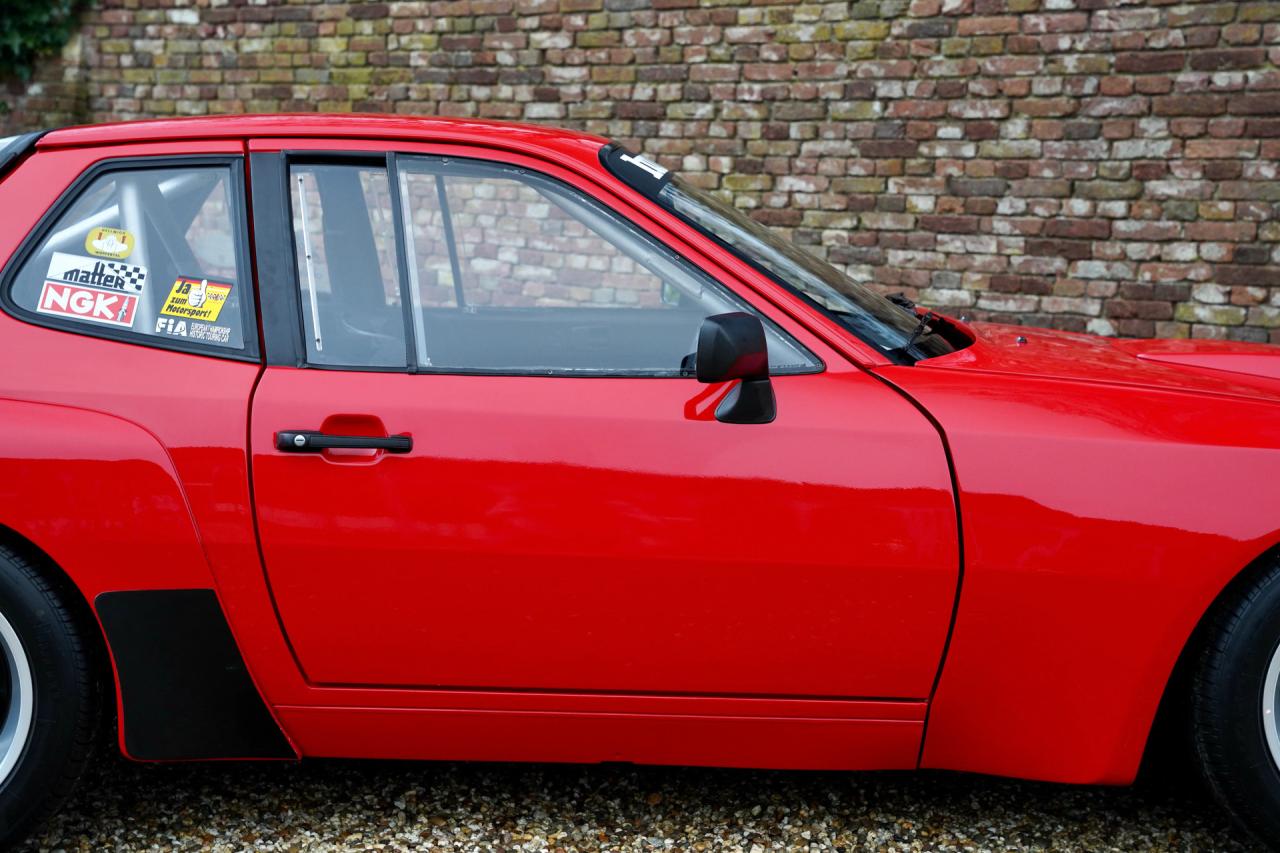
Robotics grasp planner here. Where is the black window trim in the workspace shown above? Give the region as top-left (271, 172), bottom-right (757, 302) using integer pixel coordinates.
top-left (0, 154), bottom-right (261, 363)
top-left (0, 131), bottom-right (46, 182)
top-left (260, 148), bottom-right (823, 378)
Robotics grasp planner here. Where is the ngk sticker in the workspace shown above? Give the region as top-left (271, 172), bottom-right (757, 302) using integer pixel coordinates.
top-left (37, 281), bottom-right (139, 328)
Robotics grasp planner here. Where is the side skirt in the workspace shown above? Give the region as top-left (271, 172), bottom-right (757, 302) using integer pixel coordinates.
top-left (274, 701), bottom-right (925, 770)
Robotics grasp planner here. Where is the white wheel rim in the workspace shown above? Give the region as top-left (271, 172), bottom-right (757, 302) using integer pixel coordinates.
top-left (1265, 639), bottom-right (1280, 773)
top-left (0, 610), bottom-right (33, 787)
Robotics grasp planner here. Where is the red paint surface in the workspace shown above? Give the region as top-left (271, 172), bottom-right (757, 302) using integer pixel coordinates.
top-left (250, 368), bottom-right (958, 698)
top-left (0, 116), bottom-right (1277, 781)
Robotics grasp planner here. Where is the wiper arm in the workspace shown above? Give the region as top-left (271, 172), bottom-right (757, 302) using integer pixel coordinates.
top-left (902, 309), bottom-right (937, 351)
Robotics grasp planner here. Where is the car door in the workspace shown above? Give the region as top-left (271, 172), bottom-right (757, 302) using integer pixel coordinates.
top-left (247, 142), bottom-right (960, 700)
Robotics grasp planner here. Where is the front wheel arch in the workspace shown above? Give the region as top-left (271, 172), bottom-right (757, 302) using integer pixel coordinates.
top-left (1189, 548), bottom-right (1280, 848)
top-left (1142, 542), bottom-right (1280, 764)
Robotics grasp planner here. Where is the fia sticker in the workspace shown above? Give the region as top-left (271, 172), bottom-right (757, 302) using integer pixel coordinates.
top-left (155, 317), bottom-right (233, 345)
top-left (84, 227), bottom-right (135, 259)
top-left (46, 252), bottom-right (147, 294)
top-left (160, 277), bottom-right (231, 322)
top-left (37, 281), bottom-right (138, 327)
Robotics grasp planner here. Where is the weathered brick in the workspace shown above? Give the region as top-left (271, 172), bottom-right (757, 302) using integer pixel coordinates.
top-left (1152, 95), bottom-right (1228, 116)
top-left (1114, 52), bottom-right (1185, 74)
top-left (1077, 180), bottom-right (1143, 200)
top-left (1188, 49), bottom-right (1267, 72)
top-left (1216, 265), bottom-right (1280, 287)
top-left (919, 215), bottom-right (980, 233)
top-left (1027, 239), bottom-right (1093, 261)
top-left (1092, 9), bottom-right (1161, 32)
top-left (1231, 94), bottom-right (1280, 115)
top-left (1184, 139), bottom-right (1260, 159)
top-left (1045, 219), bottom-right (1112, 240)
top-left (949, 177), bottom-right (1010, 196)
top-left (957, 16), bottom-right (1019, 36)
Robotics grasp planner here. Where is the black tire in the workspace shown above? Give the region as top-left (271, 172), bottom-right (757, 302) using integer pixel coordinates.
top-left (1193, 555), bottom-right (1280, 850)
top-left (0, 544), bottom-right (100, 849)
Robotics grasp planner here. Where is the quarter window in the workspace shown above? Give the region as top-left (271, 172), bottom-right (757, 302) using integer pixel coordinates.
top-left (8, 164), bottom-right (251, 353)
top-left (289, 163), bottom-right (407, 367)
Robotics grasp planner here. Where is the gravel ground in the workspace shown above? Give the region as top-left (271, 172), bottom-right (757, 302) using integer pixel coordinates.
top-left (18, 750), bottom-right (1254, 852)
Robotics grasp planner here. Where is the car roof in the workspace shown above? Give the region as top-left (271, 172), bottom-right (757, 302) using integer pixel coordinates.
top-left (36, 114), bottom-right (609, 161)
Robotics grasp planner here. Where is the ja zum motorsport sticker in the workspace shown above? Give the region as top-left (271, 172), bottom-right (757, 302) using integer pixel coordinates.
top-left (160, 277), bottom-right (231, 323)
top-left (36, 251), bottom-right (148, 329)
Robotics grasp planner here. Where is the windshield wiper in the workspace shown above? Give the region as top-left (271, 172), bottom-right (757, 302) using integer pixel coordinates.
top-left (904, 309), bottom-right (936, 349)
top-left (888, 309), bottom-right (938, 359)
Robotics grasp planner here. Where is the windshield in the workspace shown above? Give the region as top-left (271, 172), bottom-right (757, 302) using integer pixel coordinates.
top-left (602, 146), bottom-right (958, 363)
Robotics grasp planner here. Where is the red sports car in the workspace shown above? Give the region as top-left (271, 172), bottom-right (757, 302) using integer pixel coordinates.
top-left (0, 115), bottom-right (1278, 848)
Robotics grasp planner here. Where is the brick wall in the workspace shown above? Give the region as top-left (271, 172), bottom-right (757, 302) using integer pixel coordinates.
top-left (4, 0), bottom-right (1280, 342)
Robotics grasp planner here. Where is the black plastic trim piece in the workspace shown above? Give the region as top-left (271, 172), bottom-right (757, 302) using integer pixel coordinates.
top-left (599, 143), bottom-right (672, 203)
top-left (0, 154), bottom-right (262, 363)
top-left (0, 130), bottom-right (46, 181)
top-left (715, 377), bottom-right (777, 425)
top-left (249, 152), bottom-right (306, 367)
top-left (276, 429), bottom-right (412, 453)
top-left (95, 589), bottom-right (295, 760)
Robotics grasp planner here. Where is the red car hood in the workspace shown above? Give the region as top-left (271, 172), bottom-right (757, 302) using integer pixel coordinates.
top-left (918, 320), bottom-right (1280, 403)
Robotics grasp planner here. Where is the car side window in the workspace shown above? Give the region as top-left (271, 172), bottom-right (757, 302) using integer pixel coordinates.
top-left (289, 163), bottom-right (408, 368)
top-left (7, 163), bottom-right (252, 353)
top-left (287, 155), bottom-right (819, 375)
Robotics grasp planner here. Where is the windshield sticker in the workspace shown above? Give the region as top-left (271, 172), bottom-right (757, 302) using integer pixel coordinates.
top-left (46, 252), bottom-right (147, 294)
top-left (154, 316), bottom-right (234, 346)
top-left (602, 146), bottom-right (673, 202)
top-left (160, 277), bottom-right (231, 322)
top-left (619, 153), bottom-right (668, 180)
top-left (84, 227), bottom-right (135, 260)
top-left (37, 281), bottom-right (138, 328)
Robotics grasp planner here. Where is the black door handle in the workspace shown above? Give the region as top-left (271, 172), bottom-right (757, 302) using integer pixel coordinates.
top-left (276, 430), bottom-right (412, 453)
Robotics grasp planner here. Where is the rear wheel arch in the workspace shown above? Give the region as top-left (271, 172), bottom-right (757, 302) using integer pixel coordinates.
top-left (0, 522), bottom-right (295, 766)
top-left (0, 523), bottom-right (110, 696)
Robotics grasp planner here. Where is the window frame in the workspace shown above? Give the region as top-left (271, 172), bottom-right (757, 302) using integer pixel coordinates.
top-left (263, 149), bottom-right (822, 378)
top-left (0, 155), bottom-right (261, 363)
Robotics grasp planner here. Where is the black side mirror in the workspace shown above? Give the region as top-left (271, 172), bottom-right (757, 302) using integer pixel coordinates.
top-left (695, 313), bottom-right (776, 425)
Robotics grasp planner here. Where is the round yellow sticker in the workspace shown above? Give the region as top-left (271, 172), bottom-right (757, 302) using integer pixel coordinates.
top-left (85, 227), bottom-right (135, 259)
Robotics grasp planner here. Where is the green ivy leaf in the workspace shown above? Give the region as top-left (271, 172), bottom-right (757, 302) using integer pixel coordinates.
top-left (0, 0), bottom-right (88, 82)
